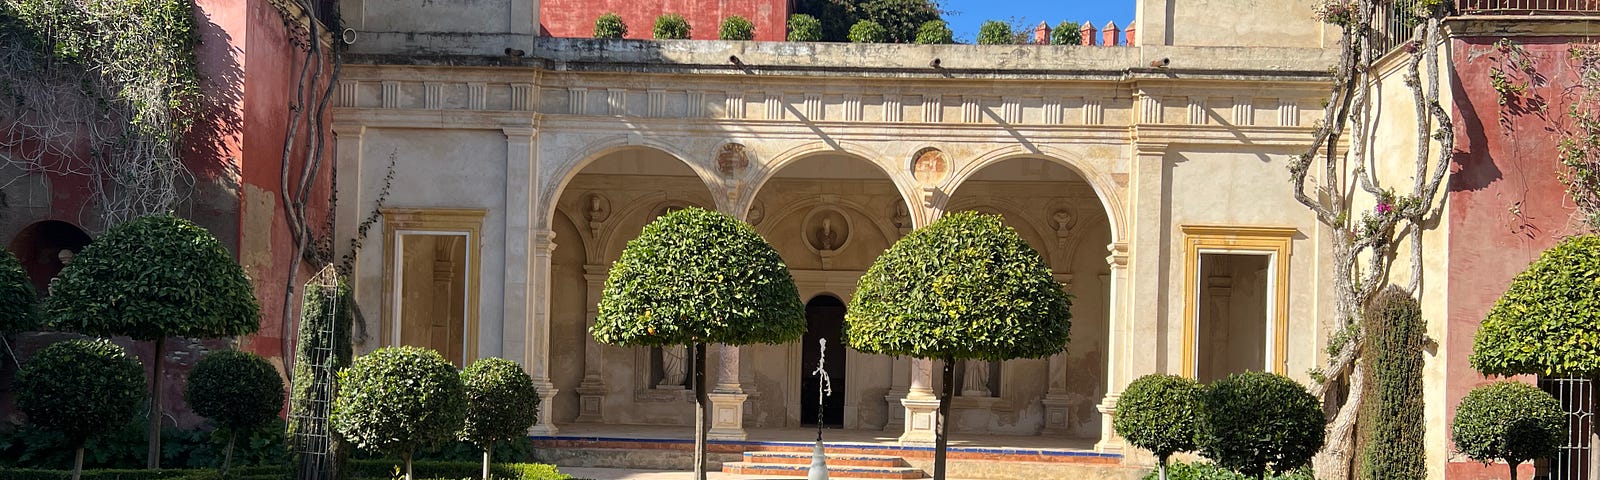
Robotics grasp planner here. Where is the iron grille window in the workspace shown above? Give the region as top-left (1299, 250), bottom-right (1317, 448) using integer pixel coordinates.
top-left (1539, 377), bottom-right (1593, 480)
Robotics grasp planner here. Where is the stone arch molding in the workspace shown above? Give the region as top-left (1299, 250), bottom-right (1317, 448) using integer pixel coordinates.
top-left (944, 144), bottom-right (1129, 243)
top-left (541, 135), bottom-right (721, 231)
top-left (745, 140), bottom-right (923, 227)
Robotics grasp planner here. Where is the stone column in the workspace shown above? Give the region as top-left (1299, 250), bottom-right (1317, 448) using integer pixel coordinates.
top-left (501, 126), bottom-right (535, 365)
top-left (574, 265), bottom-right (608, 423)
top-left (708, 344), bottom-right (748, 440)
top-left (899, 358), bottom-right (939, 445)
top-left (1097, 243), bottom-right (1130, 452)
top-left (883, 357), bottom-right (910, 431)
top-left (330, 124), bottom-right (365, 266)
top-left (1041, 274), bottom-right (1074, 435)
top-left (527, 229), bottom-right (560, 435)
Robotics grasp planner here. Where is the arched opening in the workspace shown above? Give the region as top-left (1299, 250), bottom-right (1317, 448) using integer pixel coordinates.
top-left (801, 295), bottom-right (847, 428)
top-left (7, 220), bottom-right (93, 295)
top-left (945, 156), bottom-right (1113, 439)
top-left (550, 146), bottom-right (716, 427)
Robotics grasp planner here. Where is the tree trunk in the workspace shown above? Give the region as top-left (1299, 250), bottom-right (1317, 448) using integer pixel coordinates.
top-left (72, 445), bottom-right (84, 480)
top-left (1158, 455), bottom-right (1167, 480)
top-left (405, 451), bottom-right (414, 480)
top-left (482, 444), bottom-right (492, 480)
top-left (934, 356), bottom-right (954, 480)
top-left (1509, 460), bottom-right (1520, 480)
top-left (694, 342), bottom-right (709, 480)
top-left (147, 336), bottom-right (164, 469)
top-left (223, 430), bottom-right (236, 476)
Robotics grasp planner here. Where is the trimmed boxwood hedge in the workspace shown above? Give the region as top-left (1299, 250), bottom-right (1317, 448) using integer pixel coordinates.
top-left (0, 462), bottom-right (569, 480)
top-left (348, 460), bottom-right (570, 479)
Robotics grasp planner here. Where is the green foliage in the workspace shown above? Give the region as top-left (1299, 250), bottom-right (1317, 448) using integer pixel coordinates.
top-left (44, 214), bottom-right (260, 341)
top-left (0, 420), bottom-right (286, 470)
top-left (347, 460), bottom-right (569, 480)
top-left (592, 207), bottom-right (803, 348)
top-left (1471, 235), bottom-right (1600, 378)
top-left (719, 16), bottom-right (755, 41)
top-left (593, 13), bottom-right (627, 39)
top-left (15, 340), bottom-right (145, 445)
top-left (1451, 381), bottom-right (1564, 469)
top-left (1114, 374), bottom-right (1202, 462)
top-left (653, 14), bottom-right (691, 40)
top-left (846, 212), bottom-right (1071, 361)
top-left (1140, 461), bottom-right (1313, 480)
top-left (0, 248), bottom-right (38, 335)
top-left (1052, 21), bottom-right (1081, 46)
top-left (332, 346), bottom-right (466, 462)
top-left (788, 14), bottom-right (823, 42)
top-left (459, 357), bottom-right (540, 449)
top-left (1197, 372), bottom-right (1325, 478)
top-left (795, 0), bottom-right (941, 43)
top-left (1358, 287), bottom-right (1425, 480)
top-left (1559, 45), bottom-right (1600, 230)
top-left (288, 275), bottom-right (354, 479)
top-left (0, 466), bottom-right (283, 480)
top-left (977, 20), bottom-right (1013, 45)
top-left (847, 20), bottom-right (887, 43)
top-left (186, 351), bottom-right (284, 433)
top-left (914, 20), bottom-right (952, 44)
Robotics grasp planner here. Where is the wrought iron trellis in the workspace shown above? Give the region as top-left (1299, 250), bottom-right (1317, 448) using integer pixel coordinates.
top-left (290, 265), bottom-right (341, 480)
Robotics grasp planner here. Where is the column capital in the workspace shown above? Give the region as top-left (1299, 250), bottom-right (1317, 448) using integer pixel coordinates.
top-left (332, 123), bottom-right (366, 138)
top-left (1132, 141), bottom-right (1168, 158)
top-left (1106, 242), bottom-right (1130, 268)
top-left (501, 125), bottom-right (536, 140)
top-left (533, 229), bottom-right (557, 253)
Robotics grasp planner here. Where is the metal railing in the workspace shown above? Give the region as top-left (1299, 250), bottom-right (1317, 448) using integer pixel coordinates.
top-left (1458, 0), bottom-right (1600, 14)
top-left (1540, 377), bottom-right (1594, 480)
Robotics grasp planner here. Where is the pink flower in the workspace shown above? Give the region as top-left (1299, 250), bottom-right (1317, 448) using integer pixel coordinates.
top-left (1376, 203), bottom-right (1394, 215)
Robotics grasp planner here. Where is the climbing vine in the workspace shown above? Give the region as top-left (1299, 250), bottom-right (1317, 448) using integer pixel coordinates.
top-left (1559, 44), bottom-right (1600, 229)
top-left (0, 0), bottom-right (201, 228)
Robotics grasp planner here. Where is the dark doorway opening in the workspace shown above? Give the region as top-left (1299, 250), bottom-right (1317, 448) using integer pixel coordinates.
top-left (7, 220), bottom-right (93, 295)
top-left (801, 295), bottom-right (846, 428)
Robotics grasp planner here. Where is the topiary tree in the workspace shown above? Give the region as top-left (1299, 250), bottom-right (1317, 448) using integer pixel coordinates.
top-left (977, 20), bottom-right (1013, 45)
top-left (846, 212), bottom-right (1071, 480)
top-left (592, 207), bottom-right (804, 480)
top-left (1358, 286), bottom-right (1425, 480)
top-left (1114, 374), bottom-right (1203, 480)
top-left (1051, 21), bottom-right (1081, 46)
top-left (0, 248), bottom-right (39, 338)
top-left (1470, 234), bottom-right (1600, 463)
top-left (16, 339), bottom-right (145, 480)
top-left (594, 12), bottom-right (627, 39)
top-left (719, 15), bottom-right (754, 41)
top-left (42, 213), bottom-right (260, 469)
top-left (847, 19), bottom-right (887, 43)
top-left (787, 14), bottom-right (822, 42)
top-left (460, 357), bottom-right (540, 480)
top-left (288, 272), bottom-right (355, 480)
top-left (914, 20), bottom-right (952, 44)
top-left (185, 350), bottom-right (284, 476)
top-left (1197, 371), bottom-right (1325, 480)
top-left (653, 13), bottom-right (691, 40)
top-left (1451, 381), bottom-right (1564, 480)
top-left (332, 346), bottom-right (466, 480)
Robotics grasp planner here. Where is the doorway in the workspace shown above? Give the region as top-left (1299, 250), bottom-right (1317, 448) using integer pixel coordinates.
top-left (801, 295), bottom-right (846, 428)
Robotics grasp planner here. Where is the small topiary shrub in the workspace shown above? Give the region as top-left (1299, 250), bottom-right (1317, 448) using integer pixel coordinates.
top-left (1115, 374), bottom-right (1202, 480)
top-left (185, 350), bottom-right (284, 476)
top-left (459, 357), bottom-right (540, 480)
top-left (1198, 371), bottom-right (1325, 479)
top-left (332, 346), bottom-right (466, 480)
top-left (593, 13), bottom-right (627, 39)
top-left (847, 20), bottom-right (887, 43)
top-left (719, 15), bottom-right (754, 41)
top-left (1140, 461), bottom-right (1314, 480)
top-left (1451, 381), bottom-right (1564, 480)
top-left (347, 460), bottom-right (570, 480)
top-left (0, 248), bottom-right (38, 336)
top-left (787, 14), bottom-right (822, 42)
top-left (16, 339), bottom-right (146, 480)
top-left (653, 13), bottom-right (691, 40)
top-left (1052, 21), bottom-right (1082, 46)
top-left (977, 20), bottom-right (1013, 45)
top-left (914, 20), bottom-right (953, 45)
top-left (1358, 286), bottom-right (1425, 480)
top-left (1472, 234), bottom-right (1600, 378)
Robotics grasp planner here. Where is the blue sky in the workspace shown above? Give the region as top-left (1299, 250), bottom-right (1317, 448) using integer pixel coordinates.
top-left (940, 1), bottom-right (1136, 44)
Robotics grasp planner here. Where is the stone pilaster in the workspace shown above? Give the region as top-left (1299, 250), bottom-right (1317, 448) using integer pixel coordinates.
top-left (574, 265), bottom-right (609, 423)
top-left (1041, 274), bottom-right (1075, 435)
top-left (527, 229), bottom-right (560, 436)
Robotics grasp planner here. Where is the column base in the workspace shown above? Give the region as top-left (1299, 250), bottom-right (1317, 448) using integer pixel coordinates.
top-left (1094, 394), bottom-right (1123, 453)
top-left (1040, 393), bottom-right (1073, 435)
top-left (882, 388), bottom-right (908, 432)
top-left (574, 379), bottom-right (606, 423)
top-left (898, 397), bottom-right (941, 446)
top-left (530, 383), bottom-right (560, 436)
top-left (707, 392), bottom-right (749, 441)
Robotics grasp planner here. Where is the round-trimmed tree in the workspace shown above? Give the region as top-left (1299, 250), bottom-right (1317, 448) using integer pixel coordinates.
top-left (977, 20), bottom-right (1013, 45)
top-left (332, 346), bottom-right (466, 480)
top-left (460, 357), bottom-right (540, 480)
top-left (719, 15), bottom-right (754, 41)
top-left (0, 248), bottom-right (38, 337)
top-left (1197, 371), bottom-right (1325, 479)
top-left (847, 211), bottom-right (1071, 480)
top-left (653, 13), bottom-right (691, 39)
top-left (1052, 21), bottom-right (1082, 46)
top-left (787, 14), bottom-right (822, 42)
top-left (1114, 374), bottom-right (1202, 480)
top-left (16, 339), bottom-right (145, 480)
top-left (1451, 381), bottom-right (1564, 480)
top-left (594, 13), bottom-right (627, 39)
top-left (592, 207), bottom-right (804, 480)
top-left (186, 350), bottom-right (285, 476)
top-left (43, 213), bottom-right (260, 468)
top-left (914, 20), bottom-right (953, 44)
top-left (847, 20), bottom-right (887, 43)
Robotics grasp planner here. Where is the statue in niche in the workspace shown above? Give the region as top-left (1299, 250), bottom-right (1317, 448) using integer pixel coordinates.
top-left (1051, 209), bottom-right (1075, 236)
top-left (962, 360), bottom-right (992, 397)
top-left (659, 345), bottom-right (688, 389)
top-left (47, 249), bottom-right (74, 296)
top-left (817, 218), bottom-right (838, 251)
top-left (586, 194), bottom-right (611, 239)
top-left (747, 201), bottom-right (765, 226)
top-left (891, 203), bottom-right (911, 235)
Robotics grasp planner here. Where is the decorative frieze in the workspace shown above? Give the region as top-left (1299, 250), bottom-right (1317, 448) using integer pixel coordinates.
top-left (805, 93), bottom-right (823, 120)
top-left (766, 93), bottom-right (784, 120)
top-left (424, 82), bottom-right (444, 110)
top-left (1044, 98), bottom-right (1063, 125)
top-left (607, 88), bottom-right (627, 116)
top-left (1001, 97), bottom-right (1021, 124)
top-left (381, 81), bottom-right (400, 109)
top-left (648, 89), bottom-right (667, 117)
top-left (468, 83), bottom-right (486, 110)
top-left (339, 80), bottom-right (359, 107)
top-left (1083, 98), bottom-right (1104, 125)
top-left (1233, 97), bottom-right (1253, 126)
top-left (725, 92), bottom-right (746, 119)
top-left (961, 96), bottom-right (981, 124)
top-left (687, 90), bottom-right (705, 118)
top-left (1278, 100), bottom-right (1300, 127)
top-left (923, 95), bottom-right (942, 123)
top-left (843, 94), bottom-right (862, 122)
top-left (883, 95), bottom-right (902, 122)
top-left (568, 88), bottom-right (588, 115)
top-left (1188, 97), bottom-right (1207, 125)
top-left (1138, 94), bottom-right (1161, 124)
top-left (510, 83), bottom-right (534, 111)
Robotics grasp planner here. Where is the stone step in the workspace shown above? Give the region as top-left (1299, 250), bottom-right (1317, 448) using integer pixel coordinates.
top-left (722, 461), bottom-right (928, 479)
top-left (742, 451), bottom-right (910, 467)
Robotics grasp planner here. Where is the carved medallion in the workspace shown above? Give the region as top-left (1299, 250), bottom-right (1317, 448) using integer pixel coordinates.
top-left (716, 143), bottom-right (750, 177)
top-left (912, 148), bottom-right (949, 185)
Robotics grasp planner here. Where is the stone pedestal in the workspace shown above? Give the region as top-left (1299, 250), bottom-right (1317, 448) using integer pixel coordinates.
top-left (898, 397), bottom-right (941, 446)
top-left (574, 380), bottom-right (606, 423)
top-left (882, 389), bottom-right (908, 432)
top-left (1040, 394), bottom-right (1073, 435)
top-left (707, 392), bottom-right (749, 440)
top-left (1095, 394), bottom-right (1124, 453)
top-left (529, 384), bottom-right (561, 436)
